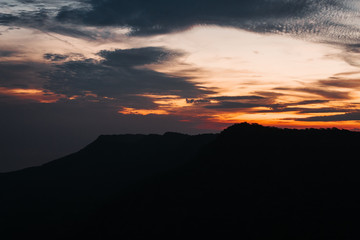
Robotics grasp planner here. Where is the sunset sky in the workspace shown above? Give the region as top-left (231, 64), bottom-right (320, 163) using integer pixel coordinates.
top-left (1, 0), bottom-right (360, 171)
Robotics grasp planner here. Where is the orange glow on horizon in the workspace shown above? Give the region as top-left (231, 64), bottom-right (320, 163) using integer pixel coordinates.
top-left (204, 116), bottom-right (360, 131)
top-left (0, 87), bottom-right (65, 103)
top-left (118, 107), bottom-right (169, 116)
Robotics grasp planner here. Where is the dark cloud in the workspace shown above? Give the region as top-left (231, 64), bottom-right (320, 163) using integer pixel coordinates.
top-left (44, 47), bottom-right (213, 105)
top-left (209, 95), bottom-right (265, 101)
top-left (186, 98), bottom-right (210, 104)
top-left (183, 94), bottom-right (271, 110)
top-left (275, 87), bottom-right (351, 100)
top-left (298, 108), bottom-right (350, 114)
top-left (203, 96), bottom-right (347, 115)
top-left (0, 50), bottom-right (18, 57)
top-left (0, 8), bottom-right (51, 28)
top-left (0, 62), bottom-right (49, 88)
top-left (45, 24), bottom-right (97, 39)
top-left (55, 0), bottom-right (323, 36)
top-left (189, 95), bottom-right (334, 113)
top-left (255, 99), bottom-right (333, 113)
top-left (17, 0), bottom-right (36, 3)
top-left (185, 95), bottom-right (267, 107)
top-left (293, 112), bottom-right (360, 122)
top-left (98, 47), bottom-right (182, 67)
top-left (318, 78), bottom-right (360, 89)
top-left (0, 2), bottom-right (99, 40)
top-left (258, 107), bottom-right (350, 114)
top-left (294, 99), bottom-right (330, 105)
top-left (205, 101), bottom-right (262, 109)
top-left (0, 47), bottom-right (214, 110)
top-left (0, 13), bottom-right (19, 25)
top-left (3, 0), bottom-right (360, 58)
top-left (43, 53), bottom-right (69, 61)
top-left (272, 99), bottom-right (330, 110)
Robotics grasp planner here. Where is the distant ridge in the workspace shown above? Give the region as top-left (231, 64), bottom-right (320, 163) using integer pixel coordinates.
top-left (1, 123), bottom-right (360, 239)
top-left (222, 121), bottom-right (354, 134)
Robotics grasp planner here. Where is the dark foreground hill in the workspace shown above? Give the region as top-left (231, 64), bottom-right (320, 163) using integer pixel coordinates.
top-left (1, 123), bottom-right (360, 239)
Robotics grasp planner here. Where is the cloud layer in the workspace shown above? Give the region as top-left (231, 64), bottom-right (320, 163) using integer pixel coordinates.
top-left (53, 0), bottom-right (360, 47)
top-left (44, 47), bottom-right (212, 105)
top-left (1, 1), bottom-right (358, 42)
top-left (56, 0), bottom-right (315, 34)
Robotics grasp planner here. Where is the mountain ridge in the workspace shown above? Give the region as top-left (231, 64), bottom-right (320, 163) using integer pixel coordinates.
top-left (1, 122), bottom-right (360, 239)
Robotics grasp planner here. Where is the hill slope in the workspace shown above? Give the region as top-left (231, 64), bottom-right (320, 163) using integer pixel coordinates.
top-left (1, 123), bottom-right (360, 239)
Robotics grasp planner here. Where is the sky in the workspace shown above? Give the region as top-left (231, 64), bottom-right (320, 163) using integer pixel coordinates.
top-left (1, 0), bottom-right (360, 171)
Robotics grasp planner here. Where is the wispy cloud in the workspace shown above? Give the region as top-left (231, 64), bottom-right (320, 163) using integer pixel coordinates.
top-left (318, 78), bottom-right (360, 89)
top-left (293, 111), bottom-right (360, 122)
top-left (274, 87), bottom-right (352, 100)
top-left (0, 50), bottom-right (18, 57)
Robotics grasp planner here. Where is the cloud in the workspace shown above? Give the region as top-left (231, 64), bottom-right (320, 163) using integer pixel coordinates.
top-left (204, 101), bottom-right (262, 109)
top-left (294, 100), bottom-right (330, 105)
top-left (318, 78), bottom-right (360, 89)
top-left (44, 47), bottom-right (213, 107)
top-left (255, 99), bottom-right (335, 113)
top-left (293, 112), bottom-right (360, 122)
top-left (0, 13), bottom-right (18, 25)
top-left (0, 50), bottom-right (18, 57)
top-left (184, 94), bottom-right (273, 110)
top-left (43, 53), bottom-right (69, 61)
top-left (185, 94), bottom-right (344, 116)
top-left (0, 0), bottom-right (100, 40)
top-left (185, 95), bottom-right (265, 104)
top-left (186, 98), bottom-right (210, 104)
top-left (55, 0), bottom-right (360, 69)
top-left (55, 0), bottom-right (322, 35)
top-left (258, 107), bottom-right (350, 114)
top-left (98, 47), bottom-right (183, 67)
top-left (298, 108), bottom-right (350, 114)
top-left (209, 95), bottom-right (265, 101)
top-left (52, 0), bottom-right (360, 51)
top-left (45, 24), bottom-right (98, 40)
top-left (275, 87), bottom-right (351, 100)
top-left (0, 46), bottom-right (215, 111)
top-left (3, 0), bottom-right (360, 59)
top-left (0, 62), bottom-right (49, 89)
top-left (273, 99), bottom-right (330, 109)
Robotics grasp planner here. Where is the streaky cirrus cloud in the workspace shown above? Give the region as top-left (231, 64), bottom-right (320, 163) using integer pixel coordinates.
top-left (0, 50), bottom-right (18, 57)
top-left (318, 78), bottom-right (360, 89)
top-left (274, 87), bottom-right (352, 100)
top-left (293, 111), bottom-right (360, 122)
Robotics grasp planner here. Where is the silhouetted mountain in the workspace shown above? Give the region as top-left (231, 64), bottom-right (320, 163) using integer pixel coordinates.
top-left (1, 123), bottom-right (360, 239)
